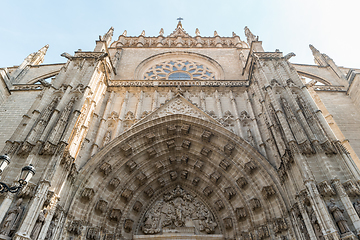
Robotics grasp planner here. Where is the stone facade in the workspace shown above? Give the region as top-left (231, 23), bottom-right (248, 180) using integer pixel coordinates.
top-left (0, 22), bottom-right (360, 240)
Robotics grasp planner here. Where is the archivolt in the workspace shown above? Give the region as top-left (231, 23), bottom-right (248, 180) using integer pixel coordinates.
top-left (66, 114), bottom-right (292, 239)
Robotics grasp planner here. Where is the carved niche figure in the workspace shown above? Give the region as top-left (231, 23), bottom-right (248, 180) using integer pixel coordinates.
top-left (0, 198), bottom-right (24, 236)
top-left (141, 185), bottom-right (218, 235)
top-left (328, 199), bottom-right (351, 234)
top-left (354, 199), bottom-right (360, 217)
top-left (102, 131), bottom-right (112, 147)
top-left (30, 209), bottom-right (47, 240)
top-left (45, 218), bottom-right (56, 240)
top-left (305, 201), bottom-right (324, 240)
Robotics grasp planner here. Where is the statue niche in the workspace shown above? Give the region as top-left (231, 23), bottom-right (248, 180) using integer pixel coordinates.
top-left (140, 185), bottom-right (219, 235)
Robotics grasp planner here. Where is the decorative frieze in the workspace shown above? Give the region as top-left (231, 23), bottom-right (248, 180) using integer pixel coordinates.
top-left (215, 199), bottom-right (225, 211)
top-left (81, 188), bottom-right (95, 200)
top-left (236, 207), bottom-right (247, 221)
top-left (95, 199), bottom-right (108, 213)
top-left (192, 177), bottom-right (200, 186)
top-left (167, 139), bottom-right (176, 149)
top-left (203, 186), bottom-right (213, 197)
top-left (170, 171), bottom-right (178, 180)
top-left (99, 162), bottom-right (112, 175)
top-left (121, 144), bottom-right (132, 156)
top-left (124, 219), bottom-right (134, 233)
top-left (121, 189), bottom-right (133, 201)
top-left (317, 180), bottom-right (336, 197)
top-left (181, 124), bottom-right (190, 134)
top-left (244, 160), bottom-right (257, 174)
top-left (249, 198), bottom-right (261, 210)
top-left (210, 171), bottom-right (221, 184)
top-left (126, 160), bottom-right (137, 172)
top-left (109, 208), bottom-right (122, 222)
top-left (133, 201), bottom-right (143, 212)
top-left (262, 185), bottom-right (276, 198)
top-left (201, 130), bottom-right (213, 142)
top-left (67, 220), bottom-right (82, 235)
top-left (219, 159), bottom-right (231, 171)
top-left (144, 187), bottom-right (154, 198)
top-left (201, 147), bottom-right (212, 156)
top-left (224, 217), bottom-right (233, 229)
top-left (182, 140), bottom-right (191, 149)
top-left (194, 160), bottom-right (204, 171)
top-left (224, 143), bottom-right (235, 156)
top-left (224, 187), bottom-right (236, 200)
top-left (236, 177), bottom-right (248, 188)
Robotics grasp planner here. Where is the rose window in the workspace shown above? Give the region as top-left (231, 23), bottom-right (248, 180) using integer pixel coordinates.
top-left (143, 60), bottom-right (215, 80)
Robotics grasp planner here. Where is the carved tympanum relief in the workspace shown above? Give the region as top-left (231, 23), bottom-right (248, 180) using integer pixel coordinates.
top-left (140, 185), bottom-right (219, 235)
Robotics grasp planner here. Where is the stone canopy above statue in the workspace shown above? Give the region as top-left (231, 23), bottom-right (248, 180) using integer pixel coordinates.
top-left (137, 185), bottom-right (221, 236)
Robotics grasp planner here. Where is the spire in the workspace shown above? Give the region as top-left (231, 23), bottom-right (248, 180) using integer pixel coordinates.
top-left (122, 30), bottom-right (127, 36)
top-left (176, 17), bottom-right (183, 28)
top-left (244, 26), bottom-right (258, 46)
top-left (169, 17), bottom-right (190, 37)
top-left (159, 28), bottom-right (164, 36)
top-left (309, 44), bottom-right (328, 67)
top-left (140, 30), bottom-right (145, 36)
top-left (29, 44), bottom-right (49, 65)
top-left (102, 27), bottom-right (114, 46)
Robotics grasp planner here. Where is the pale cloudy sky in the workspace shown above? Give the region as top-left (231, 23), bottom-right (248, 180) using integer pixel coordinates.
top-left (1, 0), bottom-right (359, 69)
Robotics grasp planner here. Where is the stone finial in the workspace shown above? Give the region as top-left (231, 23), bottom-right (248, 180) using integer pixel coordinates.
top-left (195, 28), bottom-right (200, 36)
top-left (214, 31), bottom-right (219, 37)
top-left (140, 30), bottom-right (145, 36)
top-left (159, 28), bottom-right (164, 36)
top-left (244, 26), bottom-right (258, 45)
top-left (122, 30), bottom-right (127, 36)
top-left (232, 32), bottom-right (237, 37)
top-left (102, 27), bottom-right (114, 45)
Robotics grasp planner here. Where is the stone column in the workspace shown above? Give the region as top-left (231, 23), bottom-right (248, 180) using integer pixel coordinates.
top-left (135, 91), bottom-right (144, 120)
top-left (229, 90), bottom-right (243, 138)
top-left (116, 91), bottom-right (129, 136)
top-left (214, 90), bottom-right (222, 119)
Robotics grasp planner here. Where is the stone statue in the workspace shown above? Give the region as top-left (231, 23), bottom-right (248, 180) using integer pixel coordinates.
top-left (244, 26), bottom-right (257, 45)
top-left (0, 198), bottom-right (24, 236)
top-left (30, 209), bottom-right (47, 240)
top-left (195, 28), bottom-right (200, 36)
top-left (354, 199), bottom-right (360, 217)
top-left (328, 199), bottom-right (351, 234)
top-left (45, 219), bottom-right (56, 240)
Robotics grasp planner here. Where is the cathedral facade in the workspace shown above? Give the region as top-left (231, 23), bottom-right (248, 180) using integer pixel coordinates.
top-left (0, 22), bottom-right (360, 240)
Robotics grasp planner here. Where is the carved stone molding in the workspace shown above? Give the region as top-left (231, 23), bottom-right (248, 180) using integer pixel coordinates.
top-left (236, 207), bottom-right (247, 221)
top-left (236, 177), bottom-right (248, 188)
top-left (182, 140), bottom-right (191, 149)
top-left (244, 161), bottom-right (257, 174)
top-left (109, 208), bottom-right (122, 222)
top-left (146, 132), bottom-right (155, 142)
top-left (170, 171), bottom-right (178, 180)
top-left (158, 177), bottom-right (165, 187)
top-left (224, 143), bottom-right (235, 156)
top-left (194, 160), bottom-right (204, 171)
top-left (203, 186), bottom-right (213, 197)
top-left (133, 201), bottom-right (143, 212)
top-left (126, 160), bottom-right (137, 172)
top-left (317, 180), bottom-right (336, 197)
top-left (87, 227), bottom-right (100, 240)
top-left (147, 147), bottom-right (157, 157)
top-left (144, 187), bottom-right (154, 198)
top-left (192, 177), bottom-right (200, 186)
top-left (124, 219), bottom-right (134, 233)
top-left (136, 172), bottom-right (147, 186)
top-left (257, 225), bottom-right (270, 239)
top-left (224, 217), bottom-right (233, 229)
top-left (121, 189), bottom-right (133, 201)
top-left (121, 143), bottom-right (132, 156)
top-left (214, 199), bottom-right (225, 211)
top-left (181, 155), bottom-right (189, 164)
top-left (201, 130), bottom-right (213, 142)
top-left (81, 188), bottom-right (95, 201)
top-left (17, 182), bottom-right (37, 198)
top-left (167, 124), bottom-right (177, 135)
top-left (224, 187), bottom-right (236, 200)
top-left (109, 80), bottom-right (249, 88)
top-left (249, 198), bottom-right (261, 210)
top-left (180, 170), bottom-right (188, 179)
top-left (108, 178), bottom-right (120, 189)
top-left (99, 162), bottom-right (112, 175)
top-left (273, 218), bottom-right (288, 233)
top-left (201, 147), bottom-right (212, 156)
top-left (210, 171), bottom-right (222, 184)
top-left (95, 199), bottom-right (107, 213)
top-left (241, 231), bottom-right (253, 240)
top-left (219, 159), bottom-right (231, 171)
top-left (167, 139), bottom-right (176, 149)
top-left (181, 124), bottom-right (190, 134)
top-left (262, 185), bottom-right (276, 198)
top-left (169, 156), bottom-right (177, 164)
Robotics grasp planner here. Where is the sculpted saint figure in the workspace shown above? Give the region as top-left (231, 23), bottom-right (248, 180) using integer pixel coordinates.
top-left (328, 199), bottom-right (351, 234)
top-left (30, 209), bottom-right (47, 240)
top-left (0, 198), bottom-right (24, 236)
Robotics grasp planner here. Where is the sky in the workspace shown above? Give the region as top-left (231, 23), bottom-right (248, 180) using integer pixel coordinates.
top-left (1, 0), bottom-right (359, 69)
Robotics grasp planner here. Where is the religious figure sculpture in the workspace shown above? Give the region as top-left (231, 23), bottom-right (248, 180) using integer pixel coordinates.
top-left (244, 26), bottom-right (257, 46)
top-left (328, 199), bottom-right (351, 234)
top-left (45, 219), bottom-right (56, 240)
top-left (354, 199), bottom-right (360, 217)
top-left (30, 209), bottom-right (47, 240)
top-left (0, 198), bottom-right (24, 237)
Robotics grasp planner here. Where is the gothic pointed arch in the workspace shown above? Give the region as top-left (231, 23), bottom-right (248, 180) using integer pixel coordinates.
top-left (64, 114), bottom-right (293, 239)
